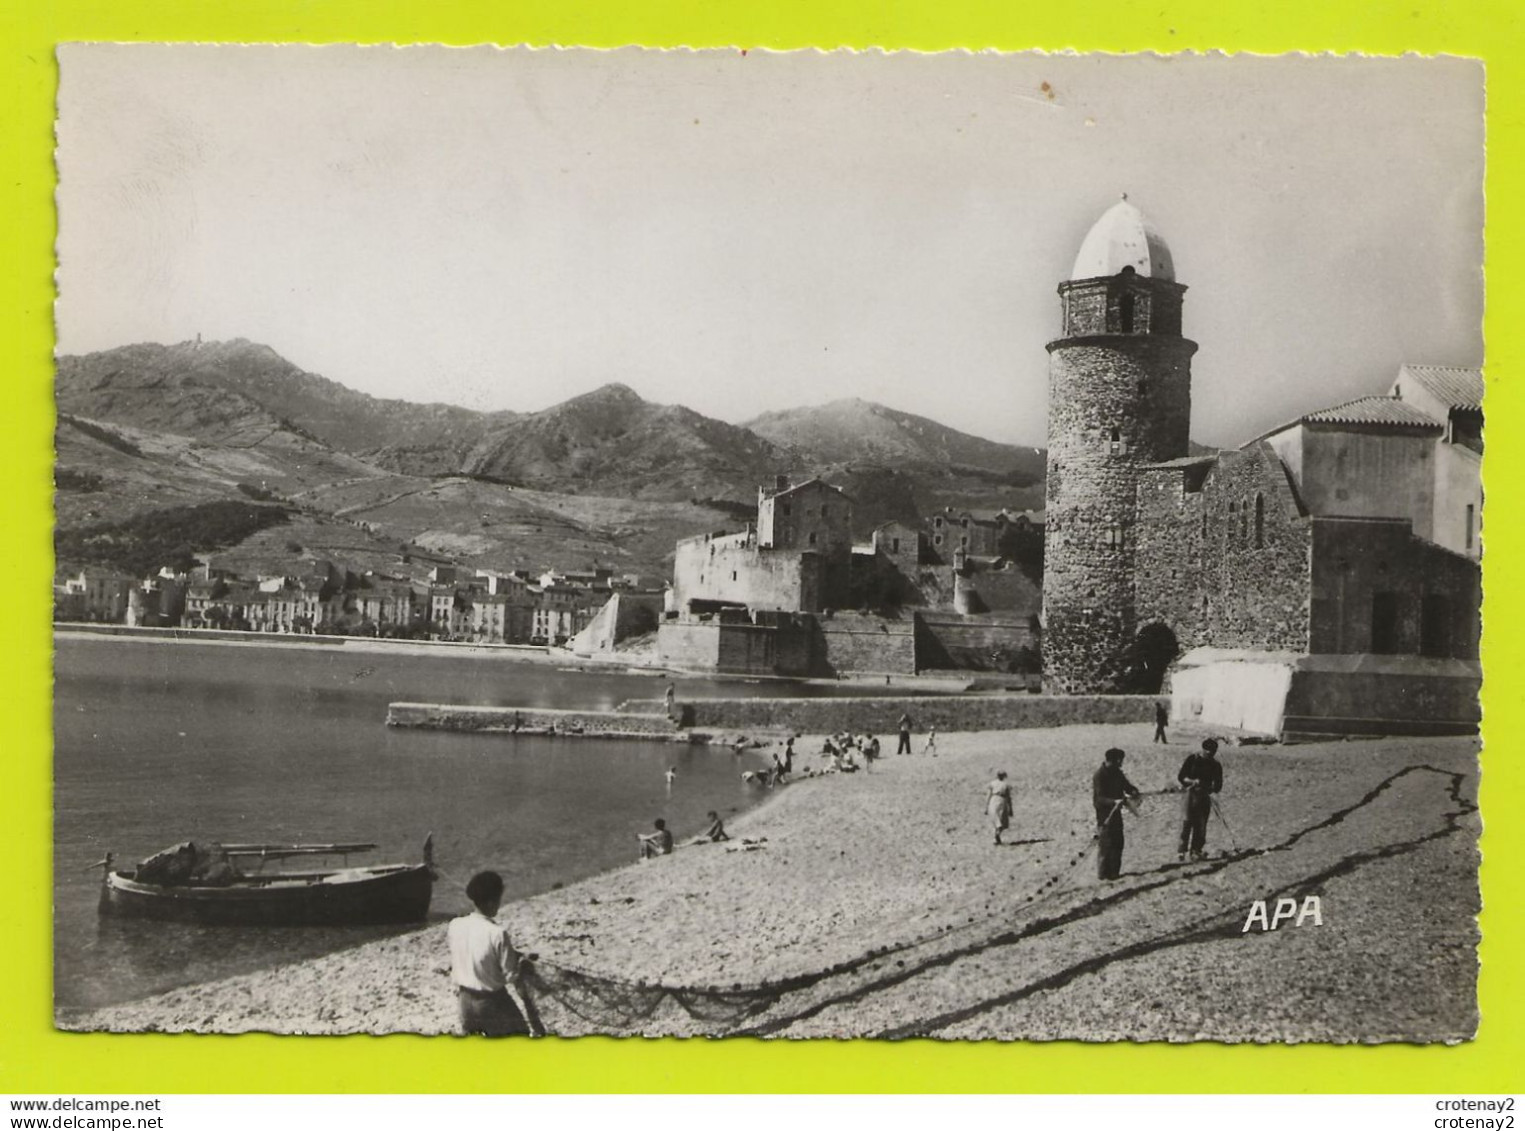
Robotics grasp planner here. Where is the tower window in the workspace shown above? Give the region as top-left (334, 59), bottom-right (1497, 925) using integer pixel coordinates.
top-left (1109, 428), bottom-right (1124, 456)
top-left (808, 532), bottom-right (817, 546)
top-left (1466, 504), bottom-right (1475, 550)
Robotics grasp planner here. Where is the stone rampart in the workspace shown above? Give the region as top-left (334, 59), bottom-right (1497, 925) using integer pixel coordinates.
top-left (387, 702), bottom-right (684, 739)
top-left (390, 695), bottom-right (1156, 738)
top-left (681, 694), bottom-right (1155, 735)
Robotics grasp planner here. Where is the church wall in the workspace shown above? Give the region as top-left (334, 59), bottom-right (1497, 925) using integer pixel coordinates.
top-left (1201, 446), bottom-right (1313, 651)
top-left (1308, 518), bottom-right (1480, 659)
top-left (1433, 441), bottom-right (1483, 559)
top-left (1136, 445), bottom-right (1313, 656)
top-left (1296, 426), bottom-right (1438, 541)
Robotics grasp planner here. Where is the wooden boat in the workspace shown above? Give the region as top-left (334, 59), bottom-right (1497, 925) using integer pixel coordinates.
top-left (96, 837), bottom-right (435, 926)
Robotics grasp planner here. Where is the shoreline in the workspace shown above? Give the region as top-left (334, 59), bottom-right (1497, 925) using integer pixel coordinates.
top-left (64, 724), bottom-right (1481, 1042)
top-left (52, 624), bottom-right (973, 692)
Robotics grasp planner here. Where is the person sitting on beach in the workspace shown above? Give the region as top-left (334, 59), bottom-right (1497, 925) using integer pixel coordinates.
top-left (638, 818), bottom-right (674, 860)
top-left (696, 811), bottom-right (730, 843)
top-left (448, 870), bottom-right (533, 1037)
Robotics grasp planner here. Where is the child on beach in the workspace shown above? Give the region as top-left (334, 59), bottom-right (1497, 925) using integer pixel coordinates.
top-left (923, 725), bottom-right (938, 756)
top-left (697, 811), bottom-right (730, 843)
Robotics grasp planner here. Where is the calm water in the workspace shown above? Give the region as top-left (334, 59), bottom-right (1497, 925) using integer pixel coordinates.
top-left (54, 637), bottom-right (874, 1010)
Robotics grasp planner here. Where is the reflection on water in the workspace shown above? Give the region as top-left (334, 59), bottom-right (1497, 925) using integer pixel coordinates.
top-left (56, 637), bottom-right (846, 1010)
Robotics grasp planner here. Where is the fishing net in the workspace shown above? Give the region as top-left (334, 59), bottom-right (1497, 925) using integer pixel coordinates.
top-left (519, 959), bottom-right (800, 1036)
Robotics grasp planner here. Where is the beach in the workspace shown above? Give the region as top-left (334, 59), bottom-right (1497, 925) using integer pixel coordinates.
top-left (63, 724), bottom-right (1480, 1043)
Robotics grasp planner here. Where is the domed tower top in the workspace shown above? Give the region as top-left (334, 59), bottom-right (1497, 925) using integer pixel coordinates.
top-left (1070, 197), bottom-right (1175, 282)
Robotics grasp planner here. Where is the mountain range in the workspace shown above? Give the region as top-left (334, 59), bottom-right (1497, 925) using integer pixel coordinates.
top-left (55, 339), bottom-right (1047, 580)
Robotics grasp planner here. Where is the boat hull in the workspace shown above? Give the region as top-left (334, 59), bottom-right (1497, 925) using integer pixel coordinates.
top-left (99, 864), bottom-right (433, 926)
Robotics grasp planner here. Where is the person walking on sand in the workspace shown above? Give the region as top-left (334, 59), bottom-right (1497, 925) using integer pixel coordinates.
top-left (1092, 748), bottom-right (1141, 881)
top-left (923, 724), bottom-right (938, 756)
top-left (448, 870), bottom-right (534, 1037)
top-left (896, 712), bottom-right (914, 755)
top-left (1176, 738), bottom-right (1224, 861)
top-left (985, 771), bottom-right (1014, 846)
top-left (782, 736), bottom-right (795, 777)
top-left (1153, 700), bottom-right (1169, 744)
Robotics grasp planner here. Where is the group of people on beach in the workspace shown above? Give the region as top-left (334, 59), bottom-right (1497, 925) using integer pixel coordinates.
top-left (983, 738), bottom-right (1226, 879)
top-left (1090, 738), bottom-right (1226, 879)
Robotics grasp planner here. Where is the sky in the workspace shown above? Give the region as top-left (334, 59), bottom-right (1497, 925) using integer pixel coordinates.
top-left (55, 47), bottom-right (1484, 448)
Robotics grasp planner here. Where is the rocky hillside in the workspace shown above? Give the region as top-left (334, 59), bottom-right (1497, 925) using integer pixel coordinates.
top-left (745, 398), bottom-right (1045, 481)
top-left (449, 383), bottom-right (789, 500)
top-left (55, 338), bottom-right (1052, 578)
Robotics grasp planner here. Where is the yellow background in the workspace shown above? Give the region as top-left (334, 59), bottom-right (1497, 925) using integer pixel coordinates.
top-left (3, 0), bottom-right (1520, 1094)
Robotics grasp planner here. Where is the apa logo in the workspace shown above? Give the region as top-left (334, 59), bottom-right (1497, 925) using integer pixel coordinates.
top-left (1242, 895), bottom-right (1323, 933)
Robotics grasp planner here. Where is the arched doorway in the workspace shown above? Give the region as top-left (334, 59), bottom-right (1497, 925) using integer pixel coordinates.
top-left (1129, 621), bottom-right (1180, 694)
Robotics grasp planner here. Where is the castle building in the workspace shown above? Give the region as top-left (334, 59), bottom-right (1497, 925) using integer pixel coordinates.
top-left (1042, 199), bottom-right (1482, 737)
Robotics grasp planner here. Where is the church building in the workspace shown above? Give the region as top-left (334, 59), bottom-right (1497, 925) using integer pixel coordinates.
top-left (1042, 199), bottom-right (1481, 738)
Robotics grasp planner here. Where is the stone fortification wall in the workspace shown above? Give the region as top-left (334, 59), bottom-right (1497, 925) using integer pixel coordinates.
top-left (672, 532), bottom-right (821, 613)
top-left (387, 702), bottom-right (684, 739)
top-left (816, 611), bottom-right (916, 675)
top-left (917, 613), bottom-right (1037, 672)
top-left (1282, 667), bottom-right (1480, 737)
top-left (391, 694), bottom-right (1155, 738)
top-left (682, 694), bottom-right (1155, 735)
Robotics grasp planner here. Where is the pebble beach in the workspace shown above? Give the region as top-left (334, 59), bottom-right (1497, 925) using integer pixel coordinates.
top-left (61, 724), bottom-right (1480, 1043)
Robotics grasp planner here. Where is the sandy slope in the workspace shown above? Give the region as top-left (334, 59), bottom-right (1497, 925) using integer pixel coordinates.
top-left (63, 725), bottom-right (1479, 1042)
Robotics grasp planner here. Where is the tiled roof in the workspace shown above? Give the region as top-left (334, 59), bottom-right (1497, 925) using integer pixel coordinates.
top-left (1300, 396), bottom-right (1443, 430)
top-left (1400, 364), bottom-right (1484, 412)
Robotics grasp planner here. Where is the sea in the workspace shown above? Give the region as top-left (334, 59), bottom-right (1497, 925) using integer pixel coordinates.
top-left (53, 635), bottom-right (894, 1010)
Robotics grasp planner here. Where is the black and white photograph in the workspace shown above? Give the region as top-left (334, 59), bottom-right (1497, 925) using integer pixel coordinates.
top-left (52, 46), bottom-right (1484, 1042)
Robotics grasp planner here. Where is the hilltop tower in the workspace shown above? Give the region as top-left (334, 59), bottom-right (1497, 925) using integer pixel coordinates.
top-left (1042, 198), bottom-right (1197, 693)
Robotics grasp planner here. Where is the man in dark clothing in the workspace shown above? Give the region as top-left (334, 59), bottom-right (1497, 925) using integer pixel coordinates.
top-left (1153, 701), bottom-right (1169, 744)
top-left (1092, 748), bottom-right (1141, 881)
top-left (1177, 738), bottom-right (1224, 860)
top-left (896, 713), bottom-right (913, 755)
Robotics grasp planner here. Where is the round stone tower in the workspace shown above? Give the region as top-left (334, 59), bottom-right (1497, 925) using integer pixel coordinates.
top-left (1042, 198), bottom-right (1197, 694)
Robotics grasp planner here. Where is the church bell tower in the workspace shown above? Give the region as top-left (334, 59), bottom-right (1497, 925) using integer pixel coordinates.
top-left (1042, 197), bottom-right (1197, 694)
